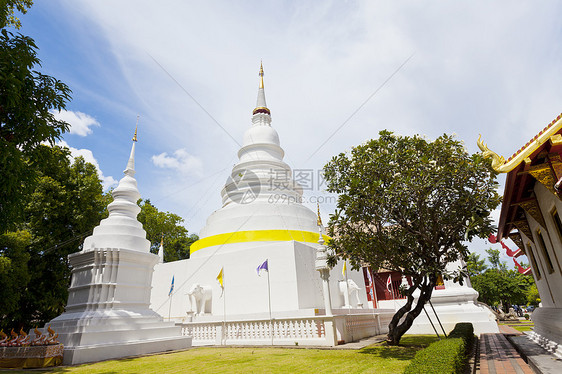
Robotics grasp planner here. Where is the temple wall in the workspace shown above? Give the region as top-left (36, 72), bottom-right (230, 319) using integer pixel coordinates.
top-left (150, 241), bottom-right (369, 322)
top-left (520, 182), bottom-right (562, 307)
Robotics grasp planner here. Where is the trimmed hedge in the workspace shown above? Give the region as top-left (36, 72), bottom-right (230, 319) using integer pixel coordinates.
top-left (403, 322), bottom-right (474, 374)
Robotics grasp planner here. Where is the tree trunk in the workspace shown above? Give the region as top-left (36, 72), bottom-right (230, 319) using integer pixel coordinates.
top-left (386, 281), bottom-right (434, 345)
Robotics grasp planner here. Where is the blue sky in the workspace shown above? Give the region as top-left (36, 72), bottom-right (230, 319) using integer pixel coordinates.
top-left (15, 1), bottom-right (562, 267)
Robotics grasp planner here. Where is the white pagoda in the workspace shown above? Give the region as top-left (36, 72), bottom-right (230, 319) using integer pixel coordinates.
top-left (150, 65), bottom-right (368, 328)
top-left (45, 127), bottom-right (191, 365)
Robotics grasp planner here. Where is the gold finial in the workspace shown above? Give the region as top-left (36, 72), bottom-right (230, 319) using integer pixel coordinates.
top-left (259, 61), bottom-right (264, 89)
top-left (160, 233), bottom-right (164, 247)
top-left (317, 203), bottom-right (323, 226)
top-left (132, 115), bottom-right (139, 142)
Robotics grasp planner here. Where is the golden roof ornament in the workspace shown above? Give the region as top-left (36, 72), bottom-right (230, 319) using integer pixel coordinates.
top-left (477, 113), bottom-right (562, 173)
top-left (161, 233), bottom-right (164, 247)
top-left (259, 61), bottom-right (264, 89)
top-left (132, 115), bottom-right (139, 142)
top-left (317, 203), bottom-right (323, 227)
top-left (253, 62), bottom-right (271, 115)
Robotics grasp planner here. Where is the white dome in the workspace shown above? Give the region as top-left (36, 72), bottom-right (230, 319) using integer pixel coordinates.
top-left (190, 68), bottom-right (320, 257)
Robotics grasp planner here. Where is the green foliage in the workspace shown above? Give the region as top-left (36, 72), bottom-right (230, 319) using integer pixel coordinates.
top-left (404, 323), bottom-right (474, 374)
top-left (447, 322), bottom-right (474, 353)
top-left (0, 0), bottom-right (33, 29)
top-left (137, 199), bottom-right (198, 261)
top-left (403, 338), bottom-right (465, 374)
top-left (526, 283), bottom-right (540, 306)
top-left (0, 230), bottom-right (31, 329)
top-left (485, 248), bottom-right (507, 271)
top-left (466, 252), bottom-right (487, 276)
top-left (471, 268), bottom-right (531, 310)
top-left (468, 248), bottom-right (536, 310)
top-left (324, 130), bottom-right (500, 344)
top-left (0, 18), bottom-right (72, 232)
top-left (1, 145), bottom-right (106, 328)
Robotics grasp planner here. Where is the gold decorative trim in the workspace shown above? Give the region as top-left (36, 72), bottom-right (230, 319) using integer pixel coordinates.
top-left (477, 113), bottom-right (562, 173)
top-left (511, 219), bottom-right (533, 243)
top-left (515, 198), bottom-right (546, 228)
top-left (252, 107), bottom-right (271, 115)
top-left (527, 163), bottom-right (557, 195)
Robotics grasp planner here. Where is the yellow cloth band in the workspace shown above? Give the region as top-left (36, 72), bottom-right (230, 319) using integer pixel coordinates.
top-left (190, 229), bottom-right (329, 254)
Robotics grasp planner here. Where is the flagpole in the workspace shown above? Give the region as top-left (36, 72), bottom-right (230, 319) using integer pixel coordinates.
top-left (371, 269), bottom-right (378, 309)
top-left (223, 267), bottom-right (226, 346)
top-left (168, 293), bottom-right (173, 321)
top-left (344, 261), bottom-right (350, 309)
top-left (266, 264), bottom-right (273, 346)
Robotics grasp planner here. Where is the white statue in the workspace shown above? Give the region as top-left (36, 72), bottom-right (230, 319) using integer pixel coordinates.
top-left (338, 279), bottom-right (363, 308)
top-left (187, 283), bottom-right (212, 315)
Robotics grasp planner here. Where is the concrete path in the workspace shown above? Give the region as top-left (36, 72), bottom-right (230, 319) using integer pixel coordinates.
top-left (509, 334), bottom-right (562, 374)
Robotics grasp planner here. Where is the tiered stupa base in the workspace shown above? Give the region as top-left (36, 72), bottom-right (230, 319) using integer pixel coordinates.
top-left (49, 312), bottom-right (191, 365)
top-left (47, 248), bottom-right (191, 365)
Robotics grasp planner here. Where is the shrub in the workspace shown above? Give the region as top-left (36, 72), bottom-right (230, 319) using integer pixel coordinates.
top-left (403, 338), bottom-right (465, 374)
top-left (403, 323), bottom-right (474, 374)
top-left (447, 322), bottom-right (474, 353)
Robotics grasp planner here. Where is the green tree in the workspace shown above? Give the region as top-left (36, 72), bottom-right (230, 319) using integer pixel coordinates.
top-left (0, 2), bottom-right (71, 232)
top-left (0, 230), bottom-right (31, 330)
top-left (526, 283), bottom-right (540, 306)
top-left (466, 252), bottom-right (487, 277)
top-left (137, 199), bottom-right (198, 262)
top-left (471, 269), bottom-right (530, 311)
top-left (324, 131), bottom-right (501, 345)
top-left (0, 0), bottom-right (33, 29)
top-left (485, 248), bottom-right (507, 271)
top-left (16, 145), bottom-right (106, 327)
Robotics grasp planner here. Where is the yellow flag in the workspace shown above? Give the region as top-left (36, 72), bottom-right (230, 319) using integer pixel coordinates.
top-left (217, 267), bottom-right (224, 288)
top-left (342, 261), bottom-right (347, 277)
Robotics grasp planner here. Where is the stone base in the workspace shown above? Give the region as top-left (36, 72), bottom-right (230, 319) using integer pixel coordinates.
top-left (45, 309), bottom-right (191, 365)
top-left (378, 287), bottom-right (499, 335)
top-left (62, 335), bottom-right (191, 365)
top-left (528, 306), bottom-right (562, 358)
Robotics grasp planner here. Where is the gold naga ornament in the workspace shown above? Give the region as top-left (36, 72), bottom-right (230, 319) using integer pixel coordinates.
top-left (477, 113), bottom-right (562, 174)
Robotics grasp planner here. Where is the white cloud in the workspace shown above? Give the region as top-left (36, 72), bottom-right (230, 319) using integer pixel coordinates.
top-left (151, 149), bottom-right (203, 176)
top-left (46, 1), bottom-right (562, 232)
top-left (51, 110), bottom-right (100, 136)
top-left (57, 140), bottom-right (118, 191)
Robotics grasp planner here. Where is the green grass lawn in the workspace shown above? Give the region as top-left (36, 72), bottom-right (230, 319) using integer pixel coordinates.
top-left (1, 335), bottom-right (438, 374)
top-left (510, 325), bottom-right (533, 332)
top-left (498, 320), bottom-right (534, 332)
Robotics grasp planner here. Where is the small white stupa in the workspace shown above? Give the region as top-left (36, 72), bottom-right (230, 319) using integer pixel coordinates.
top-left (46, 124), bottom-right (191, 365)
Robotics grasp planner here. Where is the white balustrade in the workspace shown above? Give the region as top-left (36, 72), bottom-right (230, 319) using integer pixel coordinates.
top-left (179, 311), bottom-right (394, 347)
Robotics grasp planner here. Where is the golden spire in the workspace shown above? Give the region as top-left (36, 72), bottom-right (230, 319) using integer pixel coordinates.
top-left (317, 203), bottom-right (323, 226)
top-left (253, 62), bottom-right (270, 115)
top-left (160, 233), bottom-right (164, 247)
top-left (132, 115), bottom-right (139, 142)
top-left (259, 61), bottom-right (264, 89)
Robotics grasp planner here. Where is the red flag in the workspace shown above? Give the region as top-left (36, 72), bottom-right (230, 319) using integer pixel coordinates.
top-left (386, 274), bottom-right (392, 292)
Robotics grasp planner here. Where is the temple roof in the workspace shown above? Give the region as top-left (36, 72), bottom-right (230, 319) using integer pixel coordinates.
top-left (478, 113), bottom-right (562, 173)
top-left (478, 112), bottom-right (562, 241)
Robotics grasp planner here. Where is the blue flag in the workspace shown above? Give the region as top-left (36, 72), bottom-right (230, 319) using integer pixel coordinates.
top-left (169, 275), bottom-right (174, 296)
top-left (256, 259), bottom-right (268, 275)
